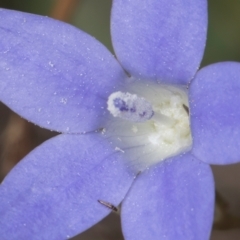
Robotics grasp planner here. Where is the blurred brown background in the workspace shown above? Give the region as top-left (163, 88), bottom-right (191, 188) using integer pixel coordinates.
top-left (0, 0), bottom-right (240, 239)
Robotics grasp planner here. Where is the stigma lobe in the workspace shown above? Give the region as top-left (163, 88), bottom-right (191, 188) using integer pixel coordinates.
top-left (107, 91), bottom-right (154, 122)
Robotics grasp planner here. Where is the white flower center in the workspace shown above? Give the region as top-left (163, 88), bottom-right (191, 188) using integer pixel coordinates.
top-left (104, 81), bottom-right (192, 171)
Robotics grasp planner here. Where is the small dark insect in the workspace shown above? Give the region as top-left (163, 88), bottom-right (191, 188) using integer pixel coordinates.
top-left (182, 104), bottom-right (189, 115)
top-left (98, 199), bottom-right (118, 212)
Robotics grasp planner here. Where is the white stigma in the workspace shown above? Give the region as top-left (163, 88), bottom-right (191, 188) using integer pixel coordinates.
top-left (107, 91), bottom-right (154, 122)
top-left (104, 81), bottom-right (192, 171)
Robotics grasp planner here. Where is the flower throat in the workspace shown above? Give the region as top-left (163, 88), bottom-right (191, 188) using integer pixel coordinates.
top-left (105, 81), bottom-right (192, 171)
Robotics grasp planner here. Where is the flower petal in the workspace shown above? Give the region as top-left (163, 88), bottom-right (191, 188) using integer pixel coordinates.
top-left (189, 62), bottom-right (240, 164)
top-left (121, 153), bottom-right (214, 240)
top-left (0, 9), bottom-right (126, 133)
top-left (0, 134), bottom-right (135, 239)
top-left (111, 0), bottom-right (207, 84)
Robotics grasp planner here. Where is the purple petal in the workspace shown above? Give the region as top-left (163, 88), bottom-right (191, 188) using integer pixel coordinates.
top-left (0, 9), bottom-right (126, 133)
top-left (111, 0), bottom-right (207, 84)
top-left (121, 153), bottom-right (214, 240)
top-left (0, 134), bottom-right (135, 239)
top-left (189, 62), bottom-right (240, 164)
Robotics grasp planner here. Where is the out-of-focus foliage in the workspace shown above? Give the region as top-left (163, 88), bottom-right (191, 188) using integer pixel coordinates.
top-left (71, 0), bottom-right (113, 52)
top-left (0, 0), bottom-right (54, 15)
top-left (202, 0), bottom-right (240, 66)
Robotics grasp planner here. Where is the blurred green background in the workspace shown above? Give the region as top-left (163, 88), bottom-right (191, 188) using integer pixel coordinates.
top-left (0, 1), bottom-right (240, 240)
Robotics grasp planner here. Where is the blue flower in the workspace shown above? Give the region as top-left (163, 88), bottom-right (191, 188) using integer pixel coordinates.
top-left (1, 0), bottom-right (240, 239)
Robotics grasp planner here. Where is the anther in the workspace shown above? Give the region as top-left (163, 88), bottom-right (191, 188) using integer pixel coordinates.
top-left (182, 104), bottom-right (189, 115)
top-left (107, 91), bottom-right (154, 122)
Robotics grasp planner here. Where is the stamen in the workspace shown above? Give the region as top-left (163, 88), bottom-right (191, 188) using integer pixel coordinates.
top-left (107, 91), bottom-right (154, 122)
top-left (182, 104), bottom-right (189, 115)
top-left (151, 111), bottom-right (176, 126)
